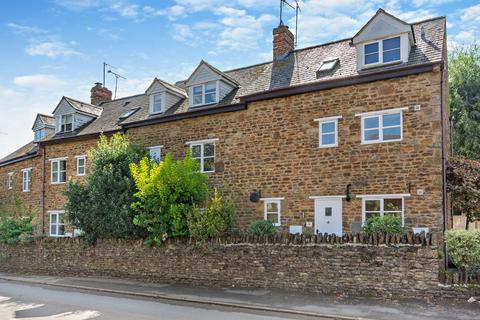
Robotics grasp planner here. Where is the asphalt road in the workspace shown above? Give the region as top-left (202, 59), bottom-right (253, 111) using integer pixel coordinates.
top-left (0, 280), bottom-right (318, 320)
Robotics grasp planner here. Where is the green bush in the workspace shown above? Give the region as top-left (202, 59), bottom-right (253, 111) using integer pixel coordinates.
top-left (187, 189), bottom-right (235, 241)
top-left (363, 215), bottom-right (405, 235)
top-left (130, 153), bottom-right (208, 246)
top-left (65, 133), bottom-right (147, 244)
top-left (248, 220), bottom-right (277, 236)
top-left (0, 217), bottom-right (34, 244)
top-left (445, 230), bottom-right (480, 275)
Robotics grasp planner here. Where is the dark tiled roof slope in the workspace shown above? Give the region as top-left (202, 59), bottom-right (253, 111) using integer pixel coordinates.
top-left (0, 141), bottom-right (38, 165)
top-left (119, 17), bottom-right (445, 126)
top-left (39, 114), bottom-right (55, 127)
top-left (64, 97), bottom-right (102, 116)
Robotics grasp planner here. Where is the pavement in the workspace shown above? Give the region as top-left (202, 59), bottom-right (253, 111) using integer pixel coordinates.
top-left (0, 273), bottom-right (479, 320)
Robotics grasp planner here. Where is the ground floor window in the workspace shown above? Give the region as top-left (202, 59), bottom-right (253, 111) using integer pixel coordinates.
top-left (359, 194), bottom-right (407, 225)
top-left (261, 198), bottom-right (283, 226)
top-left (49, 211), bottom-right (65, 237)
top-left (148, 146), bottom-right (162, 164)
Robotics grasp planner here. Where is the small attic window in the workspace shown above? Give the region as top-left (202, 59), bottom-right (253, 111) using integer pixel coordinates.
top-left (318, 58), bottom-right (339, 72)
top-left (119, 107), bottom-right (140, 121)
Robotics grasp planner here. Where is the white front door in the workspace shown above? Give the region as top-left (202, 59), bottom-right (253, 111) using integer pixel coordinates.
top-left (314, 198), bottom-right (343, 236)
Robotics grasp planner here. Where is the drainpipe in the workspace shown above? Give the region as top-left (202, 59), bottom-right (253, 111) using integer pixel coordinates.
top-left (41, 145), bottom-right (46, 235)
top-left (439, 62), bottom-right (448, 271)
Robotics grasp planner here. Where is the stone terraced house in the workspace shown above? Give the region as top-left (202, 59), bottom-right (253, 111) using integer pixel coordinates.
top-left (0, 9), bottom-right (450, 238)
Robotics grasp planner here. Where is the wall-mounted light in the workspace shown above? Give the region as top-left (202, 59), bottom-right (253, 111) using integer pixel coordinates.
top-left (250, 190), bottom-right (261, 202)
top-left (346, 184), bottom-right (351, 202)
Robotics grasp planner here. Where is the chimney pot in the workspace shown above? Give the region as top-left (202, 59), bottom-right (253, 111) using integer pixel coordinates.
top-left (90, 83), bottom-right (112, 105)
top-left (273, 25), bottom-right (294, 60)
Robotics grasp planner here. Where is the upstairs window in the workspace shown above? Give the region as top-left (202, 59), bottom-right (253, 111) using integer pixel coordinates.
top-left (7, 172), bottom-right (13, 190)
top-left (188, 139), bottom-right (217, 173)
top-left (357, 108), bottom-right (406, 144)
top-left (315, 116), bottom-right (341, 148)
top-left (61, 114), bottom-right (73, 132)
top-left (34, 129), bottom-right (45, 141)
top-left (192, 81), bottom-right (217, 107)
top-left (76, 156), bottom-right (86, 176)
top-left (364, 36), bottom-right (401, 66)
top-left (148, 146), bottom-right (162, 164)
top-left (22, 169), bottom-right (31, 192)
top-left (152, 94), bottom-right (163, 114)
top-left (51, 158), bottom-right (67, 184)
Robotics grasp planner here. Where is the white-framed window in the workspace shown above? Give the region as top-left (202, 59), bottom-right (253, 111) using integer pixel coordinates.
top-left (357, 108), bottom-right (406, 144)
top-left (315, 116), bottom-right (341, 148)
top-left (187, 138), bottom-right (218, 173)
top-left (22, 168), bottom-right (31, 192)
top-left (358, 194), bottom-right (409, 226)
top-left (151, 93), bottom-right (163, 114)
top-left (364, 36), bottom-right (401, 66)
top-left (76, 156), bottom-right (86, 176)
top-left (51, 158), bottom-right (67, 184)
top-left (192, 81), bottom-right (218, 107)
top-left (148, 146), bottom-right (162, 164)
top-left (61, 114), bottom-right (73, 132)
top-left (34, 129), bottom-right (46, 141)
top-left (49, 211), bottom-right (65, 237)
top-left (7, 172), bottom-right (13, 190)
top-left (261, 198), bottom-right (283, 226)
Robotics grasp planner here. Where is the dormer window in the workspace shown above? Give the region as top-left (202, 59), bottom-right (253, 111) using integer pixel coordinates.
top-left (34, 129), bottom-right (45, 141)
top-left (152, 94), bottom-right (163, 113)
top-left (192, 81), bottom-right (217, 107)
top-left (61, 114), bottom-right (73, 132)
top-left (364, 36), bottom-right (401, 66)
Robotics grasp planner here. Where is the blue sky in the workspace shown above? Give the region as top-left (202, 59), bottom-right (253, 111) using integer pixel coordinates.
top-left (0, 0), bottom-right (479, 158)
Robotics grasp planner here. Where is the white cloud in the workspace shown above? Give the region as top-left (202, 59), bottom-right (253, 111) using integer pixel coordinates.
top-left (172, 24), bottom-right (194, 42)
top-left (7, 23), bottom-right (47, 34)
top-left (460, 4), bottom-right (480, 24)
top-left (13, 74), bottom-right (65, 90)
top-left (143, 5), bottom-right (186, 21)
top-left (0, 86), bottom-right (16, 97)
top-left (26, 39), bottom-right (82, 58)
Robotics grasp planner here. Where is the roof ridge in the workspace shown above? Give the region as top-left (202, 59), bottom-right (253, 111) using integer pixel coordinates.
top-left (38, 113), bottom-right (54, 118)
top-left (64, 96), bottom-right (101, 109)
top-left (99, 93), bottom-right (147, 106)
top-left (411, 15), bottom-right (445, 25)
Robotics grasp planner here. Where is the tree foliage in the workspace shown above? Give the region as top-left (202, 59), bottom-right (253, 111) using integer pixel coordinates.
top-left (449, 43), bottom-right (480, 160)
top-left (187, 189), bottom-right (235, 241)
top-left (247, 220), bottom-right (277, 236)
top-left (445, 230), bottom-right (480, 275)
top-left (447, 157), bottom-right (480, 228)
top-left (130, 153), bottom-right (208, 246)
top-left (0, 216), bottom-right (34, 244)
top-left (65, 133), bottom-right (147, 243)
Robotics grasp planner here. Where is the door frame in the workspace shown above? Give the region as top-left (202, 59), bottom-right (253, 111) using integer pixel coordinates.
top-left (310, 196), bottom-right (345, 236)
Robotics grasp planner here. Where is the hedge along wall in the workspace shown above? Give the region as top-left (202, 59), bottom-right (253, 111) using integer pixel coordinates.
top-left (0, 233), bottom-right (458, 300)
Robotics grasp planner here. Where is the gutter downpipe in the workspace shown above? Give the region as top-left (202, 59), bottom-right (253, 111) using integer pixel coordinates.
top-left (440, 62), bottom-right (448, 272)
top-left (41, 145), bottom-right (46, 236)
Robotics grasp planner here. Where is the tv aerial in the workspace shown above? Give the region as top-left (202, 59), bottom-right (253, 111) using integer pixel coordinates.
top-left (102, 62), bottom-right (126, 99)
top-left (279, 0), bottom-right (301, 47)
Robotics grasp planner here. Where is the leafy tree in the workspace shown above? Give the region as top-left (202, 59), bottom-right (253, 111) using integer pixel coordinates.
top-left (447, 157), bottom-right (480, 229)
top-left (0, 216), bottom-right (34, 244)
top-left (187, 189), bottom-right (235, 241)
top-left (65, 133), bottom-right (147, 243)
top-left (449, 43), bottom-right (480, 160)
top-left (445, 230), bottom-right (480, 276)
top-left (130, 153), bottom-right (208, 246)
top-left (363, 215), bottom-right (405, 235)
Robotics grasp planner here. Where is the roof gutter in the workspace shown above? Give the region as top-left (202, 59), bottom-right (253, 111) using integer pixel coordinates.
top-left (122, 102), bottom-right (247, 129)
top-left (39, 129), bottom-right (121, 146)
top-left (0, 153), bottom-right (38, 168)
top-left (240, 62), bottom-right (439, 103)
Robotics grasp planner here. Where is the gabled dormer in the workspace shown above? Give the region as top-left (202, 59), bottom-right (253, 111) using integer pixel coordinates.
top-left (52, 97), bottom-right (102, 134)
top-left (146, 78), bottom-right (187, 115)
top-left (185, 60), bottom-right (239, 108)
top-left (32, 114), bottom-right (55, 142)
top-left (352, 9), bottom-right (415, 70)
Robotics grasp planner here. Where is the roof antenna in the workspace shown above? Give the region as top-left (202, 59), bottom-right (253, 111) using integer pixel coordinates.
top-left (103, 62), bottom-right (117, 87)
top-left (107, 70), bottom-right (126, 99)
top-left (279, 0), bottom-right (301, 47)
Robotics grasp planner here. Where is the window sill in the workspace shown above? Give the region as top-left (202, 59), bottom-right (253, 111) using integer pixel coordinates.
top-left (318, 144), bottom-right (338, 148)
top-left (191, 102), bottom-right (218, 108)
top-left (49, 235), bottom-right (66, 238)
top-left (361, 60), bottom-right (403, 71)
top-left (77, 174), bottom-right (85, 177)
top-left (51, 182), bottom-right (67, 185)
top-left (361, 139), bottom-right (402, 145)
top-left (22, 190), bottom-right (30, 193)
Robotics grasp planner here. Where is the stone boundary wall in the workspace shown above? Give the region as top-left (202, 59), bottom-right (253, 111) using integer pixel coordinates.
top-left (0, 235), bottom-right (478, 302)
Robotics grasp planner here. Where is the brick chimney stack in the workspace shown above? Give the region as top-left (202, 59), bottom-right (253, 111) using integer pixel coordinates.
top-left (90, 82), bottom-right (112, 105)
top-left (273, 24), bottom-right (294, 60)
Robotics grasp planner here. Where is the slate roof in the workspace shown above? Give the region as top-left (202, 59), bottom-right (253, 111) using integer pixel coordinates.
top-left (38, 114), bottom-right (55, 127)
top-left (0, 141), bottom-right (38, 165)
top-left (0, 14), bottom-right (446, 164)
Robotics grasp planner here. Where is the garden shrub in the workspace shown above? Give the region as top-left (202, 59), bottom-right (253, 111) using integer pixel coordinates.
top-left (363, 215), bottom-right (405, 235)
top-left (130, 153), bottom-right (208, 246)
top-left (187, 189), bottom-right (235, 241)
top-left (65, 133), bottom-right (147, 244)
top-left (445, 230), bottom-right (480, 275)
top-left (0, 216), bottom-right (34, 244)
top-left (248, 220), bottom-right (277, 236)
